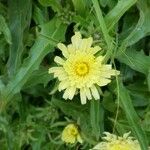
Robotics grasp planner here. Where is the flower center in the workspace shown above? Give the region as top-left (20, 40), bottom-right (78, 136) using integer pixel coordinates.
top-left (110, 143), bottom-right (130, 150)
top-left (75, 62), bottom-right (89, 76)
top-left (70, 128), bottom-right (78, 136)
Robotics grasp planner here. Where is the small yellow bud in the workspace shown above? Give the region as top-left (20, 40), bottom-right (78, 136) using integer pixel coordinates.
top-left (61, 124), bottom-right (83, 144)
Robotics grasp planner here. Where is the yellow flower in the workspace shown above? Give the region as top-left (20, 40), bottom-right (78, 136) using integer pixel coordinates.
top-left (91, 132), bottom-right (142, 150)
top-left (49, 32), bottom-right (119, 104)
top-left (61, 124), bottom-right (83, 144)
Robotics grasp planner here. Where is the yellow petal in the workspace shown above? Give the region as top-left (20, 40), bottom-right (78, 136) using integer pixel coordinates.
top-left (63, 88), bottom-right (70, 99)
top-left (84, 87), bottom-right (92, 100)
top-left (61, 133), bottom-right (76, 144)
top-left (67, 44), bottom-right (75, 54)
top-left (109, 69), bottom-right (120, 76)
top-left (54, 56), bottom-right (65, 65)
top-left (80, 88), bottom-right (87, 104)
top-left (90, 85), bottom-right (100, 100)
top-left (57, 43), bottom-right (69, 58)
top-left (48, 67), bottom-right (63, 74)
top-left (88, 46), bottom-right (101, 55)
top-left (58, 81), bottom-right (70, 91)
top-left (101, 64), bottom-right (112, 70)
top-left (57, 73), bottom-right (68, 81)
top-left (77, 134), bottom-right (83, 143)
top-left (71, 32), bottom-right (82, 49)
top-left (97, 78), bottom-right (111, 86)
top-left (86, 37), bottom-right (93, 48)
top-left (68, 87), bottom-right (76, 100)
top-left (79, 37), bottom-right (93, 51)
top-left (63, 87), bottom-right (76, 100)
top-left (96, 55), bottom-right (104, 63)
top-left (79, 39), bottom-right (87, 51)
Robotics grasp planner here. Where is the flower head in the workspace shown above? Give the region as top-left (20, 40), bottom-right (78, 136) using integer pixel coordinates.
top-left (61, 123), bottom-right (83, 144)
top-left (91, 132), bottom-right (141, 150)
top-left (49, 32), bottom-right (119, 104)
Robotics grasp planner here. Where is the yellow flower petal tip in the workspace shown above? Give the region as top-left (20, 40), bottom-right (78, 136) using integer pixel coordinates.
top-left (91, 132), bottom-right (143, 150)
top-left (49, 32), bottom-right (120, 104)
top-left (61, 124), bottom-right (83, 144)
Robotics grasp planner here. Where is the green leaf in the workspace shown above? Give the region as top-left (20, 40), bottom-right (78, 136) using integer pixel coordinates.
top-left (51, 96), bottom-right (90, 130)
top-left (127, 82), bottom-right (149, 107)
top-left (7, 0), bottom-right (32, 76)
top-left (0, 116), bottom-right (8, 133)
top-left (125, 0), bottom-right (150, 46)
top-left (38, 0), bottom-right (62, 13)
top-left (23, 67), bottom-right (52, 89)
top-left (92, 0), bottom-right (113, 62)
top-left (51, 96), bottom-right (97, 144)
top-left (0, 15), bottom-right (12, 44)
top-left (117, 0), bottom-right (150, 55)
top-left (3, 18), bottom-right (67, 103)
top-left (103, 91), bottom-right (116, 112)
top-left (72, 0), bottom-right (87, 17)
top-left (90, 100), bottom-right (104, 140)
top-left (117, 49), bottom-right (150, 75)
top-left (99, 0), bottom-right (108, 7)
top-left (119, 81), bottom-right (149, 149)
top-left (33, 4), bottom-right (49, 25)
top-left (148, 69), bottom-right (150, 91)
top-left (142, 109), bottom-right (150, 132)
top-left (0, 2), bottom-right (7, 17)
top-left (105, 0), bottom-right (137, 31)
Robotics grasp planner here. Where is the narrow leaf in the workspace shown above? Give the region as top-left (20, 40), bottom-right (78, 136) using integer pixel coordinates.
top-left (90, 100), bottom-right (104, 140)
top-left (117, 49), bottom-right (150, 75)
top-left (0, 15), bottom-right (12, 44)
top-left (3, 18), bottom-right (67, 103)
top-left (105, 0), bottom-right (137, 31)
top-left (119, 81), bottom-right (149, 149)
top-left (7, 0), bottom-right (32, 76)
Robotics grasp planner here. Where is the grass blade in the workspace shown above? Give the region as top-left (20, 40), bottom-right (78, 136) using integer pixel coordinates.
top-left (119, 81), bottom-right (149, 149)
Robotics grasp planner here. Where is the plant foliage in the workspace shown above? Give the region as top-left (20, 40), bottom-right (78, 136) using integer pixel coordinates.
top-left (0, 0), bottom-right (149, 149)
